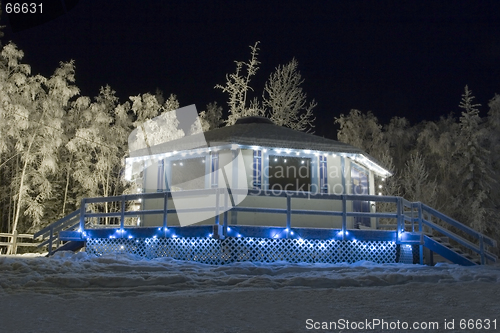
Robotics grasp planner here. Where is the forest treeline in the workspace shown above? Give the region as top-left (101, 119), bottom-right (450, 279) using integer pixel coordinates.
top-left (0, 39), bottom-right (499, 252)
top-left (0, 40), bottom-right (318, 237)
top-left (336, 88), bottom-right (500, 245)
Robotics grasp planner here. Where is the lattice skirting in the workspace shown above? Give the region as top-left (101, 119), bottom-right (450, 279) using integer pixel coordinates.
top-left (85, 237), bottom-right (413, 265)
top-left (396, 244), bottom-right (417, 264)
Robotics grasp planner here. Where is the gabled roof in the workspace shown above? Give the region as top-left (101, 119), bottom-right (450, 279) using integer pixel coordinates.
top-left (129, 116), bottom-right (390, 176)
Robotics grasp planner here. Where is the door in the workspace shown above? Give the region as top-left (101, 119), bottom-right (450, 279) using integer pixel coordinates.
top-left (351, 164), bottom-right (370, 228)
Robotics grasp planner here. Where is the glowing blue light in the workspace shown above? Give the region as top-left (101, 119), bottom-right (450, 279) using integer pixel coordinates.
top-left (290, 231), bottom-right (294, 235)
top-left (237, 234), bottom-right (241, 237)
top-left (158, 227), bottom-right (161, 231)
top-left (208, 233), bottom-right (213, 237)
top-left (136, 240), bottom-right (139, 243)
top-left (172, 234), bottom-right (177, 238)
top-left (77, 228), bottom-right (82, 233)
top-left (227, 227), bottom-right (231, 231)
top-left (153, 235), bottom-right (157, 239)
top-left (285, 228), bottom-right (289, 232)
top-left (128, 235), bottom-right (133, 239)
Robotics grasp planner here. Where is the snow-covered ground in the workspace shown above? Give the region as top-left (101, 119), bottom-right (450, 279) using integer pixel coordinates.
top-left (1, 252), bottom-right (499, 333)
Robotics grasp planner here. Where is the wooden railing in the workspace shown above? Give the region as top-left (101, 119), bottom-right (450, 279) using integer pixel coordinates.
top-left (34, 189), bottom-right (498, 264)
top-left (33, 209), bottom-right (81, 255)
top-left (0, 231), bottom-right (40, 254)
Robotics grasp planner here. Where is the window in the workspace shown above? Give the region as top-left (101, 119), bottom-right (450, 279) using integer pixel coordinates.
top-left (169, 157), bottom-right (206, 191)
top-left (268, 155), bottom-right (311, 191)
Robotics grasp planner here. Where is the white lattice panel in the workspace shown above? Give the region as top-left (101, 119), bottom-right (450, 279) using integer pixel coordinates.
top-left (86, 237), bottom-right (399, 265)
top-left (397, 244), bottom-right (417, 264)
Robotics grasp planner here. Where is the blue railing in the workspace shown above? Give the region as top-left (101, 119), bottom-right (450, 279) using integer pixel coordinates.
top-left (34, 209), bottom-right (80, 255)
top-left (36, 189), bottom-right (497, 264)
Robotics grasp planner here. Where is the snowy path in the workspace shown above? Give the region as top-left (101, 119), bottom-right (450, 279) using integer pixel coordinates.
top-left (1, 252), bottom-right (499, 332)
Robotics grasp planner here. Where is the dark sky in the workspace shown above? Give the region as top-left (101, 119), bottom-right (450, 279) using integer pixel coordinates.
top-left (2, 0), bottom-right (500, 138)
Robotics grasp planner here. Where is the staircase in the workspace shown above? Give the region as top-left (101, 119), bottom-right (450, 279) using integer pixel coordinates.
top-left (33, 209), bottom-right (85, 256)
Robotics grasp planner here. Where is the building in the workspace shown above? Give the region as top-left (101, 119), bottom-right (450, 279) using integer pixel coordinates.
top-left (124, 116), bottom-right (391, 230)
top-left (35, 116), bottom-right (496, 266)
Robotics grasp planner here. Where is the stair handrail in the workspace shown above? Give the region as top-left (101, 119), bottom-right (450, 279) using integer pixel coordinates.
top-left (414, 202), bottom-right (497, 264)
top-left (34, 209), bottom-right (81, 254)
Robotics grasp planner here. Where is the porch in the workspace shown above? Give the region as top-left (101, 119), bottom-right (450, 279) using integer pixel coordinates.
top-left (34, 189), bottom-right (497, 266)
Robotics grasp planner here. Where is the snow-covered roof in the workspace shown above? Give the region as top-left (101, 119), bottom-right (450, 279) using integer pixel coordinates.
top-left (129, 116), bottom-right (390, 176)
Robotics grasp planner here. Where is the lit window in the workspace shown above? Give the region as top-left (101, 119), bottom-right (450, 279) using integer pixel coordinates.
top-left (268, 155), bottom-right (311, 191)
top-left (170, 157), bottom-right (206, 190)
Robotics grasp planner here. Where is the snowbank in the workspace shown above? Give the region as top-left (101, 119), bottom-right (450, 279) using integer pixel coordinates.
top-left (1, 252), bottom-right (499, 332)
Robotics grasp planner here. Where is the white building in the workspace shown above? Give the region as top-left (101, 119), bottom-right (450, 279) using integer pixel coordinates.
top-left (125, 116), bottom-right (391, 230)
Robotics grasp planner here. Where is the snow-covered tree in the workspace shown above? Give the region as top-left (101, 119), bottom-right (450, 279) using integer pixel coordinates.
top-left (400, 152), bottom-right (437, 205)
top-left (8, 57), bottom-right (79, 244)
top-left (129, 93), bottom-right (184, 151)
top-left (66, 86), bottom-right (133, 223)
top-left (198, 101), bottom-right (223, 131)
top-left (384, 117), bottom-right (415, 171)
top-left (215, 41), bottom-right (264, 125)
top-left (263, 58), bottom-right (316, 132)
top-left (335, 109), bottom-right (388, 161)
top-left (453, 86), bottom-right (492, 232)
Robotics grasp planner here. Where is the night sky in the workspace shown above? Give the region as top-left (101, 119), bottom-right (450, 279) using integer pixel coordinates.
top-left (2, 0), bottom-right (500, 138)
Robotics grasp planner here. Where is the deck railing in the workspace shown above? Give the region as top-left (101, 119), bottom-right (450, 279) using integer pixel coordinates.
top-left (35, 189), bottom-right (497, 264)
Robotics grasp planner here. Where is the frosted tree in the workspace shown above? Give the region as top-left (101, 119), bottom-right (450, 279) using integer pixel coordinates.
top-left (67, 86), bottom-right (133, 223)
top-left (215, 41), bottom-right (264, 125)
top-left (454, 85), bottom-right (492, 232)
top-left (486, 94), bottom-right (500, 189)
top-left (0, 42), bottom-right (33, 235)
top-left (400, 153), bottom-right (437, 205)
top-left (485, 94), bottom-right (500, 238)
top-left (335, 109), bottom-right (388, 161)
top-left (203, 101), bottom-right (223, 130)
top-left (8, 58), bottom-right (79, 245)
top-left (59, 95), bottom-right (91, 216)
top-left (263, 58), bottom-right (316, 132)
top-left (196, 101), bottom-right (223, 132)
top-left (129, 93), bottom-right (184, 151)
top-left (384, 117), bottom-right (416, 171)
